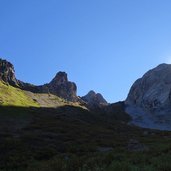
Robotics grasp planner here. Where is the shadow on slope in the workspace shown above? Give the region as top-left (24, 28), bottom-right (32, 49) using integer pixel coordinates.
top-left (1, 105), bottom-right (170, 171)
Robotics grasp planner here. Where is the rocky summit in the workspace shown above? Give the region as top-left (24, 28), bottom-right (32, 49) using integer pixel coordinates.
top-left (44, 72), bottom-right (78, 102)
top-left (125, 63), bottom-right (171, 130)
top-left (0, 59), bottom-right (19, 86)
top-left (81, 90), bottom-right (108, 109)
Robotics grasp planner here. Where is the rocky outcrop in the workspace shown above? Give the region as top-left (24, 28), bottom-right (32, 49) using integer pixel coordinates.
top-left (81, 90), bottom-right (108, 109)
top-left (21, 72), bottom-right (79, 102)
top-left (44, 72), bottom-right (78, 102)
top-left (0, 59), bottom-right (78, 102)
top-left (125, 63), bottom-right (171, 130)
top-left (0, 59), bottom-right (19, 86)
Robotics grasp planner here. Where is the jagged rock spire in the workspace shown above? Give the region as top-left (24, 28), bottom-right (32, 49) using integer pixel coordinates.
top-left (81, 90), bottom-right (108, 109)
top-left (0, 59), bottom-right (19, 86)
top-left (45, 71), bottom-right (78, 102)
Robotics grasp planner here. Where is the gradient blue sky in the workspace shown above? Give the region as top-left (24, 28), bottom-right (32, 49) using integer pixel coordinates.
top-left (1, 0), bottom-right (171, 102)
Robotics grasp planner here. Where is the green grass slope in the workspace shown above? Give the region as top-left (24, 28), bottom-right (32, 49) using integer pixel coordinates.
top-left (0, 81), bottom-right (39, 107)
top-left (25, 91), bottom-right (86, 109)
top-left (0, 81), bottom-right (85, 108)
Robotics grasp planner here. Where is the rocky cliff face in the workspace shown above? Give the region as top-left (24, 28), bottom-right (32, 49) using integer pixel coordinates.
top-left (81, 90), bottom-right (108, 109)
top-left (0, 59), bottom-right (19, 86)
top-left (44, 72), bottom-right (78, 102)
top-left (125, 64), bottom-right (171, 130)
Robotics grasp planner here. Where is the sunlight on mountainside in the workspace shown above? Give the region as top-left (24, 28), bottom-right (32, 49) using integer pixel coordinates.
top-left (0, 81), bottom-right (39, 107)
top-left (0, 81), bottom-right (86, 109)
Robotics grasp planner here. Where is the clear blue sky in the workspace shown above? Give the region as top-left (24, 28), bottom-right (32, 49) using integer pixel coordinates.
top-left (1, 0), bottom-right (171, 102)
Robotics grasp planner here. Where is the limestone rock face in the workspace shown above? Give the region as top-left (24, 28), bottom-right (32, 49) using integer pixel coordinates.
top-left (81, 90), bottom-right (108, 109)
top-left (125, 64), bottom-right (171, 130)
top-left (45, 72), bottom-right (78, 102)
top-left (0, 59), bottom-right (19, 86)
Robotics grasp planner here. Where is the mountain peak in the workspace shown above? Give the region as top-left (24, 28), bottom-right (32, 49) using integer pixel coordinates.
top-left (154, 63), bottom-right (171, 70)
top-left (51, 71), bottom-right (68, 85)
top-left (47, 71), bottom-right (78, 102)
top-left (125, 63), bottom-right (171, 130)
top-left (87, 90), bottom-right (96, 96)
top-left (81, 90), bottom-right (108, 109)
top-left (0, 59), bottom-right (19, 86)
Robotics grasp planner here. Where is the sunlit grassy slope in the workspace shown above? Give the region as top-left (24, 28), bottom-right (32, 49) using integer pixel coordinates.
top-left (0, 81), bottom-right (85, 109)
top-left (0, 81), bottom-right (39, 107)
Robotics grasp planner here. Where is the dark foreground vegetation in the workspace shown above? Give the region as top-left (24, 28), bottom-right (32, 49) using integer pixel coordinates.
top-left (0, 106), bottom-right (171, 171)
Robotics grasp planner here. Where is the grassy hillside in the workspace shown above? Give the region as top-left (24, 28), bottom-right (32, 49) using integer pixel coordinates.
top-left (25, 91), bottom-right (87, 109)
top-left (0, 81), bottom-right (39, 107)
top-left (0, 82), bottom-right (171, 171)
top-left (0, 105), bottom-right (171, 171)
top-left (0, 81), bottom-right (83, 108)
